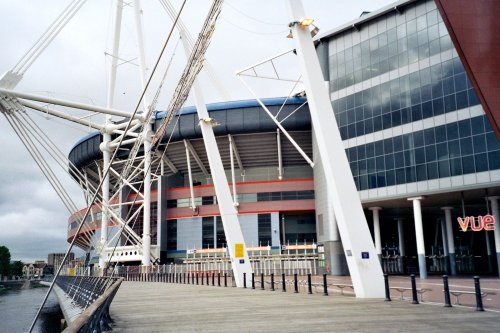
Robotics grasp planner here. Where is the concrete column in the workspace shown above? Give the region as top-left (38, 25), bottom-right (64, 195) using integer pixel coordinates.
top-left (441, 207), bottom-right (456, 276)
top-left (396, 218), bottom-right (405, 273)
top-left (369, 207), bottom-right (382, 261)
top-left (408, 197), bottom-right (427, 279)
top-left (487, 196), bottom-right (500, 278)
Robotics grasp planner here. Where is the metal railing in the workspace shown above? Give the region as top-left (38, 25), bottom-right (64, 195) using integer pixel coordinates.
top-left (61, 277), bottom-right (123, 333)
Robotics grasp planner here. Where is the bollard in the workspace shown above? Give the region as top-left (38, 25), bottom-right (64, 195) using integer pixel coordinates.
top-left (224, 273), bottom-right (228, 287)
top-left (384, 274), bottom-right (391, 302)
top-left (271, 273), bottom-right (275, 291)
top-left (184, 273), bottom-right (186, 284)
top-left (218, 272), bottom-right (221, 287)
top-left (474, 276), bottom-right (484, 311)
top-left (206, 272), bottom-right (209, 286)
top-left (196, 273), bottom-right (199, 285)
top-left (252, 273), bottom-right (255, 289)
top-left (442, 275), bottom-right (451, 307)
top-left (192, 273), bottom-right (195, 285)
top-left (212, 272), bottom-right (215, 286)
top-left (294, 273), bottom-right (298, 293)
top-left (410, 274), bottom-right (419, 304)
top-left (307, 274), bottom-right (312, 295)
top-left (323, 273), bottom-right (328, 296)
top-left (201, 273), bottom-right (204, 285)
top-left (243, 273), bottom-right (247, 288)
top-left (282, 273), bottom-right (286, 292)
top-left (260, 273), bottom-right (265, 290)
top-left (188, 272), bottom-right (190, 284)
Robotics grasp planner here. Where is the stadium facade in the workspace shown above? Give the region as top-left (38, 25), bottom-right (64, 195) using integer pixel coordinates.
top-left (68, 0), bottom-right (500, 277)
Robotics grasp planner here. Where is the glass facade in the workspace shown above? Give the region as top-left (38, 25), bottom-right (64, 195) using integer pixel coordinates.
top-left (327, 0), bottom-right (500, 191)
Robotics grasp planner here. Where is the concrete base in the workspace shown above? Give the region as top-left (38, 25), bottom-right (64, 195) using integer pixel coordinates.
top-left (323, 240), bottom-right (349, 276)
top-left (497, 253), bottom-right (500, 278)
top-left (449, 253), bottom-right (457, 276)
top-left (418, 254), bottom-right (428, 279)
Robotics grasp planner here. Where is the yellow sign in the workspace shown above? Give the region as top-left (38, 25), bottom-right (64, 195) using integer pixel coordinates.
top-left (68, 267), bottom-right (75, 276)
top-left (234, 243), bottom-right (244, 258)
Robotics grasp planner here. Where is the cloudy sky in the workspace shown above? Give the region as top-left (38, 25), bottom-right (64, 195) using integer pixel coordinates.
top-left (0, 0), bottom-right (395, 263)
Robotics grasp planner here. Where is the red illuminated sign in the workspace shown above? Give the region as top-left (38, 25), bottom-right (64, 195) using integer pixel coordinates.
top-left (457, 215), bottom-right (495, 232)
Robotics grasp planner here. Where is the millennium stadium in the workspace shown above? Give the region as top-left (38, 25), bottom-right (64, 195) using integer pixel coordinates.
top-left (62, 0), bottom-right (500, 287)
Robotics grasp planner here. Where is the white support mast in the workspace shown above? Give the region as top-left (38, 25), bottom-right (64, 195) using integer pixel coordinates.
top-left (180, 32), bottom-right (252, 287)
top-left (133, 0), bottom-right (153, 267)
top-left (287, 0), bottom-right (384, 298)
top-left (99, 0), bottom-right (124, 271)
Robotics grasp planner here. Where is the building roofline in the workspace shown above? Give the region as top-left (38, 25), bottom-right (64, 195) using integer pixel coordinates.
top-left (314, 0), bottom-right (418, 42)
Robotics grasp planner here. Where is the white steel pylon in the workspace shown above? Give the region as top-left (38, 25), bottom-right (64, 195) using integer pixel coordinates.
top-left (179, 30), bottom-right (253, 287)
top-left (287, 0), bottom-right (384, 298)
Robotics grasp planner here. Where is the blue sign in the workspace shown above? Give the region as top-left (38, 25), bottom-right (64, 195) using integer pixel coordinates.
top-left (361, 252), bottom-right (369, 259)
top-left (239, 259), bottom-right (245, 264)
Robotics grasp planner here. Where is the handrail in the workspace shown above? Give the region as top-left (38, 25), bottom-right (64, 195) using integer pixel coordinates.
top-left (63, 277), bottom-right (124, 333)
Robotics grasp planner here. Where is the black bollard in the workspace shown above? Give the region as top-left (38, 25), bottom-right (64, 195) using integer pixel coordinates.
top-left (224, 273), bottom-right (227, 287)
top-left (410, 274), bottom-right (419, 304)
top-left (184, 272), bottom-right (186, 284)
top-left (196, 273), bottom-right (199, 285)
top-left (294, 273), bottom-right (298, 293)
top-left (323, 273), bottom-right (328, 296)
top-left (474, 276), bottom-right (484, 311)
top-left (218, 272), bottom-right (221, 287)
top-left (252, 273), bottom-right (255, 289)
top-left (201, 273), bottom-right (204, 285)
top-left (261, 273), bottom-right (265, 290)
top-left (206, 272), bottom-right (209, 286)
top-left (212, 272), bottom-right (215, 286)
top-left (282, 273), bottom-right (286, 292)
top-left (192, 273), bottom-right (195, 285)
top-left (384, 274), bottom-right (391, 302)
top-left (307, 274), bottom-right (312, 294)
top-left (442, 275), bottom-right (451, 307)
top-left (271, 273), bottom-right (275, 291)
top-left (188, 272), bottom-right (190, 284)
top-left (243, 273), bottom-right (247, 288)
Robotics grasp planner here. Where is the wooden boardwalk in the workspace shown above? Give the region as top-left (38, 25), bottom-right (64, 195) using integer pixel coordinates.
top-left (109, 281), bottom-right (500, 332)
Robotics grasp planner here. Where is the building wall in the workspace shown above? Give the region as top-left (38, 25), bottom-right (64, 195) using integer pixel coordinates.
top-left (326, 0), bottom-right (500, 201)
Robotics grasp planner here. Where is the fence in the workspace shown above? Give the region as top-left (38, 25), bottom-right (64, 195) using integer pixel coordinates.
top-left (61, 277), bottom-right (123, 333)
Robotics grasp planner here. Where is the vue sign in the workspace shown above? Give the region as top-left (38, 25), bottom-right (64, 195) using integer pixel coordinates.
top-left (457, 215), bottom-right (495, 232)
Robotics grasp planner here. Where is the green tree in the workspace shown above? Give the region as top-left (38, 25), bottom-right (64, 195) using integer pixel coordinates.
top-left (0, 245), bottom-right (11, 276)
top-left (10, 260), bottom-right (24, 277)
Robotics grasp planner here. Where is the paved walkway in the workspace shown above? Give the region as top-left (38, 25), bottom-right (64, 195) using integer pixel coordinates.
top-left (110, 281), bottom-right (500, 332)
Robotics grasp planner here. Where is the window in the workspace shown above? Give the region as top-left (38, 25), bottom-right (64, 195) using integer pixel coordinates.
top-left (258, 214), bottom-right (272, 246)
top-left (215, 217), bottom-right (226, 248)
top-left (202, 217), bottom-right (214, 249)
top-left (166, 220), bottom-right (177, 251)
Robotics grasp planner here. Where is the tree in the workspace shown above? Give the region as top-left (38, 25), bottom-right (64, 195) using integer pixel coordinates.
top-left (10, 261), bottom-right (24, 277)
top-left (0, 245), bottom-right (11, 276)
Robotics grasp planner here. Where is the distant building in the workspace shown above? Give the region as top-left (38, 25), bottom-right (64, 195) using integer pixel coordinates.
top-left (48, 252), bottom-right (74, 268)
top-left (23, 261), bottom-right (47, 279)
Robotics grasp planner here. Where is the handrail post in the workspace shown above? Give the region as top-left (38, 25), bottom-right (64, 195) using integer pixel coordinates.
top-left (323, 273), bottom-right (328, 296)
top-left (410, 274), bottom-right (419, 304)
top-left (443, 275), bottom-right (451, 307)
top-left (384, 274), bottom-right (391, 302)
top-left (307, 273), bottom-right (312, 294)
top-left (474, 276), bottom-right (484, 311)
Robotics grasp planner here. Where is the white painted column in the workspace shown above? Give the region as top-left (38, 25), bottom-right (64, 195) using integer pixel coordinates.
top-left (287, 0), bottom-right (384, 298)
top-left (396, 218), bottom-right (406, 257)
top-left (441, 207), bottom-right (456, 275)
top-left (396, 218), bottom-right (405, 274)
top-left (369, 207), bottom-right (382, 261)
top-left (142, 131), bottom-right (152, 266)
top-left (180, 32), bottom-right (252, 287)
top-left (100, 0), bottom-right (123, 271)
top-left (487, 196), bottom-right (500, 278)
top-left (99, 134), bottom-right (111, 270)
top-left (408, 196), bottom-right (427, 279)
